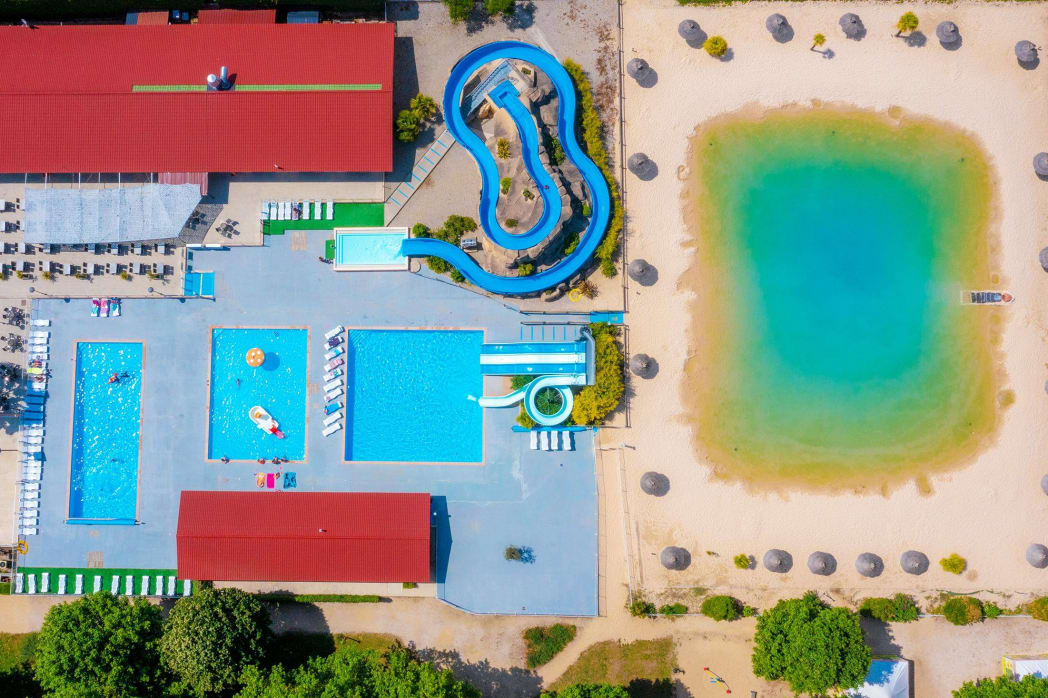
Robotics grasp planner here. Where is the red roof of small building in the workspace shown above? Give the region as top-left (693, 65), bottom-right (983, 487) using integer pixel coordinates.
top-left (196, 9), bottom-right (276, 24)
top-left (0, 23), bottom-right (393, 173)
top-left (176, 491), bottom-right (431, 583)
top-left (132, 11), bottom-right (169, 25)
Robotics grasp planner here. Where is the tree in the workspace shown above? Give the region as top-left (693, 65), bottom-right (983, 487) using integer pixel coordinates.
top-left (161, 586), bottom-right (272, 696)
top-left (443, 0), bottom-right (473, 23)
top-left (484, 0), bottom-right (515, 17)
top-left (896, 11), bottom-right (919, 36)
top-left (409, 93), bottom-right (438, 122)
top-left (571, 323), bottom-right (625, 425)
top-left (235, 643), bottom-right (480, 698)
top-left (812, 33), bottom-right (826, 51)
top-left (752, 592), bottom-right (870, 695)
top-left (35, 592), bottom-right (166, 697)
top-left (954, 675), bottom-right (1048, 697)
top-left (703, 35), bottom-right (728, 58)
top-left (541, 685), bottom-right (630, 698)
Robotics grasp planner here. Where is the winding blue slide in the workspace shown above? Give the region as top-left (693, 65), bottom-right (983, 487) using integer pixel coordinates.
top-left (400, 41), bottom-right (611, 294)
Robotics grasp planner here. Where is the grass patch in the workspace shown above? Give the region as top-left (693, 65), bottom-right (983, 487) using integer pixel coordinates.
top-left (549, 638), bottom-right (676, 694)
top-left (0, 633), bottom-right (39, 672)
top-left (269, 632), bottom-right (398, 671)
top-left (324, 239), bottom-right (336, 261)
top-left (523, 624), bottom-right (576, 668)
top-left (257, 593), bottom-right (384, 604)
top-left (263, 202), bottom-right (383, 236)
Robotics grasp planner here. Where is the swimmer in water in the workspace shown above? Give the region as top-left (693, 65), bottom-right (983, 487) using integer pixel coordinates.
top-left (236, 379), bottom-right (241, 388)
top-left (108, 372), bottom-right (119, 384)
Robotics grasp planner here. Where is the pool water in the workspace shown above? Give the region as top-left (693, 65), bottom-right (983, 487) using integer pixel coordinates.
top-left (684, 108), bottom-right (1002, 487)
top-left (345, 330), bottom-right (483, 462)
top-left (208, 328), bottom-right (309, 460)
top-left (69, 342), bottom-right (144, 521)
top-left (335, 231), bottom-right (407, 269)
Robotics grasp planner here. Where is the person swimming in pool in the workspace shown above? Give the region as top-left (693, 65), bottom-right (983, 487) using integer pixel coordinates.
top-left (236, 378), bottom-right (241, 388)
top-left (108, 372), bottom-right (119, 384)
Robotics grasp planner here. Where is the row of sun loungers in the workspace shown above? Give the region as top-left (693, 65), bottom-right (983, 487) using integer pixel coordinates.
top-left (21, 321), bottom-right (51, 537)
top-left (321, 326), bottom-right (346, 437)
top-left (15, 572), bottom-right (191, 596)
top-left (261, 200), bottom-right (335, 222)
top-left (529, 429), bottom-right (575, 451)
top-left (4, 260), bottom-right (170, 277)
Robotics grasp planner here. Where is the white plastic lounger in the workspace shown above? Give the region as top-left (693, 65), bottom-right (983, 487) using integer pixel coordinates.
top-left (15, 574), bottom-right (23, 594)
top-left (167, 576), bottom-right (176, 596)
top-left (322, 422), bottom-right (343, 437)
top-left (19, 528), bottom-right (37, 536)
top-left (529, 430), bottom-right (538, 450)
top-left (269, 203), bottom-right (278, 220)
top-left (32, 319), bottom-right (50, 327)
top-left (22, 471), bottom-right (41, 482)
top-left (551, 431), bottom-right (561, 450)
top-left (140, 576), bottom-right (149, 596)
top-left (324, 348), bottom-right (343, 362)
top-left (21, 492), bottom-right (40, 501)
top-left (124, 575), bottom-right (133, 595)
top-left (183, 579), bottom-right (192, 596)
top-left (75, 574), bottom-right (83, 595)
top-left (324, 387), bottom-right (343, 401)
top-left (110, 576), bottom-right (119, 594)
top-left (93, 575), bottom-right (102, 593)
top-left (301, 200), bottom-right (309, 220)
top-left (323, 413), bottom-right (341, 427)
top-left (323, 378), bottom-right (343, 392)
top-left (313, 200), bottom-right (321, 220)
top-left (326, 200), bottom-right (334, 220)
top-left (324, 325), bottom-right (345, 340)
top-left (27, 575), bottom-right (36, 594)
top-left (22, 482), bottom-right (40, 491)
top-left (57, 574), bottom-right (66, 594)
top-left (322, 369), bottom-right (343, 382)
top-left (30, 331), bottom-right (49, 338)
top-left (20, 437), bottom-right (42, 445)
top-left (540, 431), bottom-right (550, 450)
top-left (155, 575), bottom-right (163, 595)
top-left (41, 572), bottom-right (49, 593)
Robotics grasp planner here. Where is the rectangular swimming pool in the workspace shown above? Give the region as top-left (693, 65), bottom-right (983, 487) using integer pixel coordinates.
top-left (345, 330), bottom-right (483, 462)
top-left (68, 341), bottom-right (144, 523)
top-left (333, 228), bottom-right (408, 271)
top-left (208, 328), bottom-right (309, 461)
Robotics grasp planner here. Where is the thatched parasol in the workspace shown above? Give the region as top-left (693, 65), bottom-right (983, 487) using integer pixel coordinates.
top-left (839, 13), bottom-right (863, 38)
top-left (1015, 40), bottom-right (1038, 63)
top-left (900, 550), bottom-right (929, 575)
top-left (628, 259), bottom-right (651, 282)
top-left (856, 553), bottom-right (884, 577)
top-left (807, 551), bottom-right (837, 576)
top-left (1028, 544), bottom-right (1048, 568)
top-left (763, 549), bottom-right (792, 573)
top-left (1035, 153), bottom-right (1048, 177)
top-left (628, 152), bottom-right (651, 175)
top-left (936, 21), bottom-right (960, 45)
top-left (1040, 249), bottom-right (1048, 273)
top-left (629, 353), bottom-right (653, 377)
top-left (661, 546), bottom-right (691, 570)
top-left (766, 13), bottom-right (790, 40)
top-left (640, 471), bottom-right (669, 496)
top-left (626, 58), bottom-right (651, 81)
top-left (678, 19), bottom-right (703, 43)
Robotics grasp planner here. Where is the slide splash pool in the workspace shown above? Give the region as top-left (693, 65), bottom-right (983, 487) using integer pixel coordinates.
top-left (400, 41), bottom-right (611, 295)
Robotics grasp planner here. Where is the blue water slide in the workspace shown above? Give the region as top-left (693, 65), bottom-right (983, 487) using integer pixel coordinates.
top-left (400, 41), bottom-right (611, 295)
top-left (478, 374), bottom-right (585, 426)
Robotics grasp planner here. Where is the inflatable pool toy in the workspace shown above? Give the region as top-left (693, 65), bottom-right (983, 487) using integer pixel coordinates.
top-left (245, 347), bottom-right (265, 367)
top-left (249, 405), bottom-right (285, 439)
top-left (17, 540), bottom-right (28, 554)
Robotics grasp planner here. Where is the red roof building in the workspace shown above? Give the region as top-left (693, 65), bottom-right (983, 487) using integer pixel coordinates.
top-left (196, 9), bottom-right (276, 24)
top-left (176, 491), bottom-right (432, 583)
top-left (0, 22), bottom-right (393, 173)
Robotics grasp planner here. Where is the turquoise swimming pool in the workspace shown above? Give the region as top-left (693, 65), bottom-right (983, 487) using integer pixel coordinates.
top-left (334, 229), bottom-right (408, 270)
top-left (344, 330), bottom-right (483, 462)
top-left (207, 328), bottom-right (309, 461)
top-left (68, 341), bottom-right (143, 523)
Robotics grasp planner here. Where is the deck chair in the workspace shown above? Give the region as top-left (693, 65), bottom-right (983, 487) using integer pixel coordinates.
top-left (530, 431), bottom-right (538, 450)
top-left (183, 579), bottom-right (192, 596)
top-left (110, 576), bottom-right (119, 594)
top-left (301, 200), bottom-right (309, 220)
top-left (93, 575), bottom-right (102, 593)
top-left (326, 200), bottom-right (334, 220)
top-left (124, 575), bottom-right (133, 595)
top-left (167, 576), bottom-right (176, 596)
top-left (19, 528), bottom-right (37, 536)
top-left (155, 575), bottom-right (163, 595)
top-left (75, 574), bottom-right (83, 595)
top-left (564, 431), bottom-right (574, 450)
top-left (40, 572), bottom-right (49, 593)
top-left (57, 574), bottom-right (66, 594)
top-left (540, 430), bottom-right (550, 450)
top-left (140, 575), bottom-right (149, 596)
top-left (14, 574), bottom-right (23, 594)
top-left (27, 574), bottom-right (36, 594)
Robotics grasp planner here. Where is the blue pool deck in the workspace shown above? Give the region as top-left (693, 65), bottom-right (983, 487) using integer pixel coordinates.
top-left (22, 233), bottom-right (598, 616)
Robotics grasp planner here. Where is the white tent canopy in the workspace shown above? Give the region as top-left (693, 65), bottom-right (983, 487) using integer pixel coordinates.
top-left (23, 184), bottom-right (200, 244)
top-left (846, 660), bottom-right (910, 698)
top-left (1003, 654), bottom-right (1048, 679)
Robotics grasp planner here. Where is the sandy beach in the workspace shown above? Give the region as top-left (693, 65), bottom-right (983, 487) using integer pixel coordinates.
top-left (616, 1), bottom-right (1048, 602)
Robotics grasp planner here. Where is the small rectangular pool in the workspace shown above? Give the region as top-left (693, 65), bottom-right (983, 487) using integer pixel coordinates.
top-left (345, 330), bottom-right (483, 463)
top-left (333, 227), bottom-right (409, 271)
top-left (208, 328), bottom-right (309, 461)
top-left (68, 341), bottom-right (144, 523)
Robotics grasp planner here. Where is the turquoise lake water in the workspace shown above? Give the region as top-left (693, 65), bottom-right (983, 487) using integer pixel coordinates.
top-left (686, 109), bottom-right (1001, 486)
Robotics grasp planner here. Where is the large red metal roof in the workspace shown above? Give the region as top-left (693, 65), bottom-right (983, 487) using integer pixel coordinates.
top-left (0, 23), bottom-right (393, 173)
top-left (177, 491), bottom-right (431, 583)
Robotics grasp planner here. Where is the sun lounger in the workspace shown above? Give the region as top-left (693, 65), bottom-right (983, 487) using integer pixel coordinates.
top-left (322, 368), bottom-right (343, 382)
top-left (140, 576), bottom-right (149, 596)
top-left (530, 431), bottom-right (538, 449)
top-left (75, 574), bottom-right (83, 595)
top-left (284, 471), bottom-right (297, 488)
top-left (20, 527), bottom-right (37, 536)
top-left (324, 357), bottom-right (344, 371)
top-left (124, 575), bottom-right (133, 595)
top-left (564, 431), bottom-right (574, 450)
top-left (324, 325), bottom-right (345, 340)
top-left (57, 574), bottom-right (66, 594)
top-left (22, 483), bottom-right (39, 491)
top-left (324, 387), bottom-right (343, 401)
top-left (41, 572), bottom-right (49, 593)
top-left (322, 422), bottom-right (343, 437)
top-left (21, 492), bottom-right (39, 501)
top-left (93, 575), bottom-right (102, 593)
top-left (22, 471), bottom-right (41, 482)
top-left (155, 575), bottom-right (163, 595)
top-left (167, 576), bottom-right (175, 596)
top-left (110, 576), bottom-right (119, 594)
top-left (31, 330), bottom-right (48, 338)
top-left (301, 200), bottom-right (309, 220)
top-left (324, 347), bottom-right (344, 361)
top-left (326, 200), bottom-right (334, 220)
top-left (21, 436), bottom-right (42, 445)
top-left (261, 202), bottom-right (269, 221)
top-left (32, 319), bottom-right (50, 327)
top-left (325, 401), bottom-right (342, 414)
top-left (27, 575), bottom-right (36, 594)
top-left (540, 431), bottom-right (550, 450)
top-left (14, 574), bottom-right (23, 594)
top-left (183, 580), bottom-right (192, 596)
top-left (323, 378), bottom-right (343, 392)
top-left (323, 412), bottom-right (341, 427)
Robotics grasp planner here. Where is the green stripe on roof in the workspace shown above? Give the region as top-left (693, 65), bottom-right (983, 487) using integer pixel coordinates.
top-left (132, 83), bottom-right (382, 93)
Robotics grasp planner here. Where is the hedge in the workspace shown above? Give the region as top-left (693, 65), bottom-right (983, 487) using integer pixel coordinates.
top-left (563, 59), bottom-right (623, 278)
top-left (859, 594), bottom-right (920, 623)
top-left (700, 595), bottom-right (741, 621)
top-left (571, 323), bottom-right (624, 425)
top-left (257, 593), bottom-right (383, 604)
top-left (2, 1), bottom-right (382, 22)
top-left (942, 597), bottom-right (983, 626)
top-left (523, 624), bottom-right (576, 668)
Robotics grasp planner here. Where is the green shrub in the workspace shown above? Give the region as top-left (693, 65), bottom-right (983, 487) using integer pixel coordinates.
top-left (733, 553), bottom-right (751, 570)
top-left (953, 674), bottom-right (1048, 697)
top-left (395, 109), bottom-right (422, 143)
top-left (443, 0), bottom-right (473, 23)
top-left (983, 602), bottom-right (1003, 619)
top-left (500, 177), bottom-right (512, 194)
top-left (940, 554), bottom-right (967, 575)
top-left (0, 582), bottom-right (9, 595)
top-left (581, 202), bottom-right (591, 217)
top-left (258, 593), bottom-right (382, 603)
top-left (505, 546), bottom-right (522, 561)
top-left (523, 624), bottom-right (576, 668)
top-left (409, 93), bottom-right (438, 122)
top-left (859, 595), bottom-right (920, 623)
top-left (449, 269), bottom-right (466, 284)
top-left (563, 59), bottom-right (621, 278)
top-left (522, 189), bottom-right (534, 201)
top-left (517, 263), bottom-right (534, 277)
top-left (402, 582), bottom-right (418, 590)
top-left (497, 138), bottom-right (510, 159)
top-left (562, 230), bottom-right (580, 255)
top-left (426, 256), bottom-right (451, 274)
top-left (742, 605), bottom-right (757, 617)
top-left (1028, 596), bottom-right (1048, 621)
top-left (421, 215), bottom-right (477, 280)
top-left (629, 599), bottom-right (656, 617)
top-left (505, 218), bottom-right (518, 228)
top-left (547, 136), bottom-right (566, 166)
top-left (516, 411), bottom-right (537, 429)
top-left (700, 595), bottom-right (741, 622)
top-left (896, 11), bottom-right (919, 36)
top-left (704, 36), bottom-right (728, 58)
top-left (571, 323), bottom-right (625, 425)
top-left (942, 596), bottom-right (983, 626)
top-left (658, 603), bottom-right (688, 616)
top-left (412, 222), bottom-right (431, 238)
top-left (485, 0), bottom-right (515, 17)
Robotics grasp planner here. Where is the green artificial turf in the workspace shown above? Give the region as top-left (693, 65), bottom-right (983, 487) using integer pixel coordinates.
top-left (263, 202), bottom-right (384, 236)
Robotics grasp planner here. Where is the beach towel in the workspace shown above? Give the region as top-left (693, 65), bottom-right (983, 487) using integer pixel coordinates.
top-left (266, 473), bottom-right (275, 489)
top-left (255, 472), bottom-right (265, 488)
top-left (283, 472), bottom-right (297, 489)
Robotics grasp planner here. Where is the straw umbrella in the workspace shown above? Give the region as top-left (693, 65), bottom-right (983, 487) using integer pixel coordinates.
top-left (661, 546), bottom-right (691, 570)
top-left (1041, 249), bottom-right (1048, 272)
top-left (766, 13), bottom-right (790, 41)
top-left (856, 553), bottom-right (884, 577)
top-left (678, 19), bottom-right (703, 43)
top-left (900, 550), bottom-right (929, 575)
top-left (763, 549), bottom-right (792, 573)
top-left (628, 259), bottom-right (651, 282)
top-left (1035, 153), bottom-right (1048, 177)
top-left (626, 58), bottom-right (651, 82)
top-left (936, 21), bottom-right (960, 46)
top-left (807, 551), bottom-right (837, 576)
top-left (839, 13), bottom-right (863, 39)
top-left (628, 153), bottom-right (652, 176)
top-left (629, 353), bottom-right (653, 377)
top-left (1028, 544), bottom-right (1048, 568)
top-left (1015, 40), bottom-right (1038, 63)
top-left (640, 471), bottom-right (669, 497)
